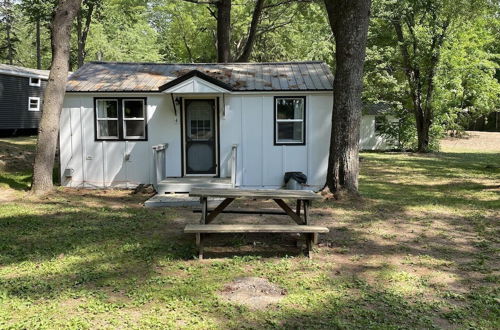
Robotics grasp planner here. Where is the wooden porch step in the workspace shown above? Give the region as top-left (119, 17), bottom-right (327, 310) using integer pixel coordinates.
top-left (157, 178), bottom-right (232, 194)
top-left (184, 224), bottom-right (329, 234)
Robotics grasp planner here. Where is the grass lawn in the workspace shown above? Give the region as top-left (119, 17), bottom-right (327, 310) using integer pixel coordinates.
top-left (0, 134), bottom-right (499, 329)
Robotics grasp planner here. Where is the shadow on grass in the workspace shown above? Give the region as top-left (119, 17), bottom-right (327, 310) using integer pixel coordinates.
top-left (233, 278), bottom-right (498, 328)
top-left (0, 171), bottom-right (32, 190)
top-left (0, 150), bottom-right (498, 328)
top-left (362, 151), bottom-right (500, 179)
top-left (0, 165), bottom-right (60, 191)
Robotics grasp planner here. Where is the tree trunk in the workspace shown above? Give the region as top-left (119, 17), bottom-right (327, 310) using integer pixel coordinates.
top-left (4, 0), bottom-right (14, 65)
top-left (6, 26), bottom-right (13, 65)
top-left (77, 0), bottom-right (94, 68)
top-left (76, 8), bottom-right (82, 67)
top-left (36, 19), bottom-right (41, 69)
top-left (414, 106), bottom-right (430, 152)
top-left (323, 0), bottom-right (371, 197)
top-left (216, 0), bottom-right (231, 62)
top-left (236, 0), bottom-right (264, 62)
top-left (31, 0), bottom-right (82, 195)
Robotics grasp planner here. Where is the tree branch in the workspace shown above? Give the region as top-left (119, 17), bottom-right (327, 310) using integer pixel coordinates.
top-left (181, 0), bottom-right (219, 5)
top-left (393, 19), bottom-right (421, 116)
top-left (423, 17), bottom-right (449, 119)
top-left (263, 0), bottom-right (312, 9)
top-left (236, 0), bottom-right (265, 62)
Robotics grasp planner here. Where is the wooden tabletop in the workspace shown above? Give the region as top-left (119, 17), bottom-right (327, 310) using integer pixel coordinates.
top-left (189, 188), bottom-right (323, 200)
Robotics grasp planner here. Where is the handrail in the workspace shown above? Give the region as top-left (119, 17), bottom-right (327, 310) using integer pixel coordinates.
top-left (152, 143), bottom-right (168, 189)
top-left (230, 144), bottom-right (238, 188)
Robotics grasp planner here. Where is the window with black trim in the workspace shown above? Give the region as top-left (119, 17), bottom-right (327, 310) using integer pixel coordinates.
top-left (95, 98), bottom-right (147, 141)
top-left (274, 97), bottom-right (305, 145)
top-left (29, 77), bottom-right (41, 87)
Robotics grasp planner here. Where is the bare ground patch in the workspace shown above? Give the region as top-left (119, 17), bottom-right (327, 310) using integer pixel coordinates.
top-left (441, 131), bottom-right (500, 152)
top-left (219, 277), bottom-right (287, 310)
top-left (0, 136), bottom-right (37, 173)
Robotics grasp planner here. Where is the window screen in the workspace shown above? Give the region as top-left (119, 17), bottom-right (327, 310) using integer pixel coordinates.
top-left (95, 98), bottom-right (147, 141)
top-left (275, 97), bottom-right (305, 144)
top-left (96, 99), bottom-right (119, 139)
top-left (123, 99), bottom-right (146, 139)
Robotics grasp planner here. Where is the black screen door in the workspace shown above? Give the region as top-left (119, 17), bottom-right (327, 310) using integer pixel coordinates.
top-left (184, 99), bottom-right (217, 175)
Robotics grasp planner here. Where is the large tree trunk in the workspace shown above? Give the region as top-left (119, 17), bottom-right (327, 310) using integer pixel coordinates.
top-left (31, 0), bottom-right (82, 195)
top-left (236, 0), bottom-right (264, 62)
top-left (216, 0), bottom-right (231, 62)
top-left (323, 0), bottom-right (371, 197)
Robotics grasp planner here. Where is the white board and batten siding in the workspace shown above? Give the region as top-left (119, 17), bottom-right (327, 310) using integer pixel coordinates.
top-left (223, 94), bottom-right (332, 189)
top-left (60, 94), bottom-right (164, 189)
top-left (60, 92), bottom-right (333, 190)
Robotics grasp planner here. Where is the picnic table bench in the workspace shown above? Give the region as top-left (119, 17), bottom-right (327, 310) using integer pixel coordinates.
top-left (184, 188), bottom-right (329, 259)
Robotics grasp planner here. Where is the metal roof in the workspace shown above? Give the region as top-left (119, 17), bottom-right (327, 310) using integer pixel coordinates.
top-left (66, 61), bottom-right (334, 92)
top-left (0, 63), bottom-right (50, 79)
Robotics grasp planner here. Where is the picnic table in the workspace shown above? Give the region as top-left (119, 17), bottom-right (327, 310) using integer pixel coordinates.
top-left (184, 188), bottom-right (329, 259)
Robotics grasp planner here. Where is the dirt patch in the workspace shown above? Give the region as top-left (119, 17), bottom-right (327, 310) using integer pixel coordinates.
top-left (0, 188), bottom-right (22, 202)
top-left (441, 131), bottom-right (500, 152)
top-left (0, 136), bottom-right (37, 173)
top-left (219, 277), bottom-right (287, 310)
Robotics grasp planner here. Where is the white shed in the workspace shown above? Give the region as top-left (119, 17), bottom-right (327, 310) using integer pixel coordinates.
top-left (60, 61), bottom-right (390, 193)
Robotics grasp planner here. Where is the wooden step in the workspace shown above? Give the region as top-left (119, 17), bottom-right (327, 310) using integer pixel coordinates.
top-left (157, 178), bottom-right (232, 193)
top-left (184, 224), bottom-right (329, 234)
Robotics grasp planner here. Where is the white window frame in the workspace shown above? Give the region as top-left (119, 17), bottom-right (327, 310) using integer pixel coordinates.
top-left (28, 97), bottom-right (40, 111)
top-left (274, 97), bottom-right (305, 145)
top-left (29, 77), bottom-right (41, 87)
top-left (122, 99), bottom-right (146, 139)
top-left (96, 99), bottom-right (119, 140)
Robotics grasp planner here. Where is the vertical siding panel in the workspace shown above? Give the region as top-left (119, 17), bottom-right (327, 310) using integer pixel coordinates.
top-left (60, 98), bottom-right (73, 186)
top-left (238, 96), bottom-right (243, 186)
top-left (260, 96), bottom-right (264, 186)
top-left (67, 97), bottom-right (84, 187)
top-left (306, 98), bottom-right (310, 182)
top-left (147, 101), bottom-right (153, 184)
top-left (262, 95), bottom-right (283, 188)
top-left (102, 141), bottom-right (107, 186)
top-left (126, 141), bottom-right (150, 186)
top-left (242, 96), bottom-right (266, 186)
top-left (81, 97), bottom-right (104, 187)
top-left (105, 141), bottom-right (126, 187)
top-left (150, 95), bottom-right (181, 178)
top-left (307, 95), bottom-right (331, 188)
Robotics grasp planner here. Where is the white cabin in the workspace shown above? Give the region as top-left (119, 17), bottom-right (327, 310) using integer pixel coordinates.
top-left (60, 61), bottom-right (391, 193)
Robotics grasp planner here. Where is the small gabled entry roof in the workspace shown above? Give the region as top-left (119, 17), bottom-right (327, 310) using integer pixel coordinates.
top-left (159, 70), bottom-right (233, 93)
top-left (66, 61), bottom-right (334, 93)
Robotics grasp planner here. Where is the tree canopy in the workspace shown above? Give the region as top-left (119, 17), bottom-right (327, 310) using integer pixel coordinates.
top-left (0, 0), bottom-right (498, 150)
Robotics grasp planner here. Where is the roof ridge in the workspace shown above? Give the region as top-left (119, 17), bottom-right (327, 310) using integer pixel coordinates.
top-left (88, 61), bottom-right (326, 65)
